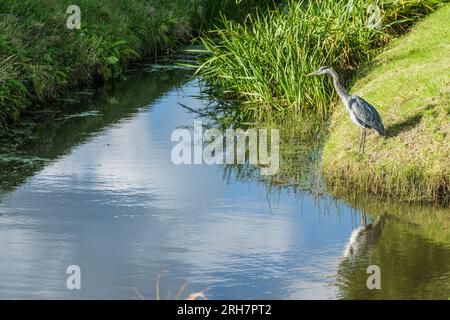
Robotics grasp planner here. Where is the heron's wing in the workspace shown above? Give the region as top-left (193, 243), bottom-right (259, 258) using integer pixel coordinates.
top-left (348, 95), bottom-right (385, 135)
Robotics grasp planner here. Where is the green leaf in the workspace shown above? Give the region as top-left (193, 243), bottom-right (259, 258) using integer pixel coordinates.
top-left (106, 56), bottom-right (119, 65)
top-left (110, 39), bottom-right (128, 48)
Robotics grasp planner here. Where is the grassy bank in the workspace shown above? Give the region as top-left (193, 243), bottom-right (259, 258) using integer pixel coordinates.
top-left (196, 0), bottom-right (444, 122)
top-left (0, 0), bottom-right (271, 127)
top-left (322, 5), bottom-right (450, 203)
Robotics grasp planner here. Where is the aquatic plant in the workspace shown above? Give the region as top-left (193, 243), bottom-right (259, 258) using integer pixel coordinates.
top-left (196, 0), bottom-right (444, 121)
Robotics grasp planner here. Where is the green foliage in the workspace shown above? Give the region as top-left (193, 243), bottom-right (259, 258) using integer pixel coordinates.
top-left (0, 55), bottom-right (29, 123)
top-left (196, 0), bottom-right (444, 122)
top-left (0, 0), bottom-right (270, 127)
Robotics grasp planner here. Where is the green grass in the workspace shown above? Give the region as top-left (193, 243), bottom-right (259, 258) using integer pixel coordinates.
top-left (195, 0), bottom-right (444, 122)
top-left (322, 4), bottom-right (450, 203)
top-left (0, 0), bottom-right (271, 128)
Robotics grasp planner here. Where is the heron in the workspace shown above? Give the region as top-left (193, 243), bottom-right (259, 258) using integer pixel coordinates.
top-left (307, 66), bottom-right (385, 154)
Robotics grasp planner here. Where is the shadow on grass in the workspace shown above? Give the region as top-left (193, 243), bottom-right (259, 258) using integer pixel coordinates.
top-left (385, 103), bottom-right (436, 138)
top-left (386, 113), bottom-right (422, 138)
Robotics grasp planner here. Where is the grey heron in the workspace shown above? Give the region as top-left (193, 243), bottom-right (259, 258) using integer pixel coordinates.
top-left (307, 66), bottom-right (386, 154)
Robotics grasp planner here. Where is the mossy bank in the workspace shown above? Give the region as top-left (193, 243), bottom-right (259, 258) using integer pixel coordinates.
top-left (322, 5), bottom-right (450, 203)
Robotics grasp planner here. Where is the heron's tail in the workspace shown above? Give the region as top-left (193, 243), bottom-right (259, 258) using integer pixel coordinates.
top-left (375, 122), bottom-right (386, 137)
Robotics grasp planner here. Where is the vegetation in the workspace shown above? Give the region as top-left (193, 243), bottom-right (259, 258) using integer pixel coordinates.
top-left (195, 0), bottom-right (449, 203)
top-left (1, 1), bottom-right (448, 203)
top-left (323, 4), bottom-right (450, 203)
top-left (0, 0), bottom-right (272, 128)
top-left (196, 0), bottom-right (445, 122)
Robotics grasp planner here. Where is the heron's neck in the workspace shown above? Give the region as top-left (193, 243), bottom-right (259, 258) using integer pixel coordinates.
top-left (328, 69), bottom-right (349, 105)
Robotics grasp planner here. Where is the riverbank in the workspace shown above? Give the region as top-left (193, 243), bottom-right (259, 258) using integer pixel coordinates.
top-left (322, 4), bottom-right (450, 203)
top-left (0, 0), bottom-right (269, 128)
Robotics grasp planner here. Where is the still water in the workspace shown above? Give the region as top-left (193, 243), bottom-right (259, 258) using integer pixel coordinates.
top-left (0, 68), bottom-right (449, 299)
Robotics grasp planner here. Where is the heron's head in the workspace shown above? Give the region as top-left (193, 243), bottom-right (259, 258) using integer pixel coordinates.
top-left (306, 66), bottom-right (331, 77)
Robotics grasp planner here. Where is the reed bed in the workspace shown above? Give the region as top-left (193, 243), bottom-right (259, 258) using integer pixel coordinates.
top-left (196, 0), bottom-right (444, 122)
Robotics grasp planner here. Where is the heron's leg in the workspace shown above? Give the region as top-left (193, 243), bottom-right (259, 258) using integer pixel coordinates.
top-left (358, 128), bottom-right (363, 154)
top-left (362, 129), bottom-right (367, 154)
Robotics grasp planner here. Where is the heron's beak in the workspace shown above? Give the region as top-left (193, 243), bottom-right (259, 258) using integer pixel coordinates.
top-left (306, 71), bottom-right (318, 77)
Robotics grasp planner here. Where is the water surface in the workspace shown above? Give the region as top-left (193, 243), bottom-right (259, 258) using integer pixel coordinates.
top-left (0, 68), bottom-right (449, 299)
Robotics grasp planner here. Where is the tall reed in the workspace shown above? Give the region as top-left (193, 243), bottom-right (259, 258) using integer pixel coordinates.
top-left (196, 0), bottom-right (444, 122)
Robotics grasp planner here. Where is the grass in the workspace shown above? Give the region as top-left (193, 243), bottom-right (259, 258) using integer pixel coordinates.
top-left (322, 4), bottom-right (450, 203)
top-left (195, 0), bottom-right (444, 122)
top-left (0, 0), bottom-right (271, 128)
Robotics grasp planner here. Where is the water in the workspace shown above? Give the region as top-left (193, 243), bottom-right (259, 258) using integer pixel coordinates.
top-left (0, 68), bottom-right (449, 299)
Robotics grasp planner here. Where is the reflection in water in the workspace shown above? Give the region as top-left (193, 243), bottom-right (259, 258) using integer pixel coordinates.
top-left (0, 69), bottom-right (190, 193)
top-left (0, 67), bottom-right (449, 299)
top-left (342, 214), bottom-right (385, 261)
top-left (336, 201), bottom-right (450, 299)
